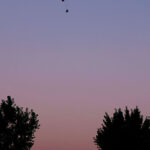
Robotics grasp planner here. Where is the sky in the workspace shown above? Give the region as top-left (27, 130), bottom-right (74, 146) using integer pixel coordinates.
top-left (0, 0), bottom-right (150, 150)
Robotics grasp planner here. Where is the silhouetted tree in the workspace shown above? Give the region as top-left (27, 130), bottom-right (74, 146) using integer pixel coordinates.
top-left (94, 107), bottom-right (150, 150)
top-left (0, 96), bottom-right (40, 150)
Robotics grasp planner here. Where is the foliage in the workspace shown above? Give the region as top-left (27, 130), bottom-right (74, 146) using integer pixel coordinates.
top-left (94, 107), bottom-right (150, 150)
top-left (0, 96), bottom-right (40, 150)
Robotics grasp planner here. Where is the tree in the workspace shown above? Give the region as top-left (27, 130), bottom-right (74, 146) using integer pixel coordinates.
top-left (0, 96), bottom-right (40, 150)
top-left (94, 107), bottom-right (150, 150)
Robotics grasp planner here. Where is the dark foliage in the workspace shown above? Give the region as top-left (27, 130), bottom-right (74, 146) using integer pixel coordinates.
top-left (0, 96), bottom-right (40, 150)
top-left (94, 107), bottom-right (150, 150)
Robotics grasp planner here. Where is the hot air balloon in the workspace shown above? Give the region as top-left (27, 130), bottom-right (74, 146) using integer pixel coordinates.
top-left (61, 0), bottom-right (69, 13)
top-left (66, 9), bottom-right (69, 13)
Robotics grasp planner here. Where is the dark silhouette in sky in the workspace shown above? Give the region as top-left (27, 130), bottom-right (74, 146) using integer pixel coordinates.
top-left (94, 107), bottom-right (150, 150)
top-left (61, 0), bottom-right (69, 13)
top-left (0, 96), bottom-right (40, 150)
top-left (65, 9), bottom-right (69, 13)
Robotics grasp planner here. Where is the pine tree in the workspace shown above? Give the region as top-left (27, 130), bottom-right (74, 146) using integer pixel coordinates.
top-left (94, 107), bottom-right (150, 150)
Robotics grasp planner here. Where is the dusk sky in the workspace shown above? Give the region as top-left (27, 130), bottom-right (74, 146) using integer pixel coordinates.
top-left (0, 1), bottom-right (150, 150)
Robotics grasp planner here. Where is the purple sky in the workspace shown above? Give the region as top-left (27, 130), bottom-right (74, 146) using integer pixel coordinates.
top-left (0, 1), bottom-right (150, 150)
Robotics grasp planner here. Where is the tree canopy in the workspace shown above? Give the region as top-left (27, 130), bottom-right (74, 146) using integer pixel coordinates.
top-left (0, 96), bottom-right (40, 150)
top-left (94, 107), bottom-right (150, 150)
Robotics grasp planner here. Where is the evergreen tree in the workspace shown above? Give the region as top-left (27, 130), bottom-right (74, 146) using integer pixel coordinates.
top-left (94, 107), bottom-right (150, 150)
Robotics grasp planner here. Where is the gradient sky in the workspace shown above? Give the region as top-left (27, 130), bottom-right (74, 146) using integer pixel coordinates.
top-left (0, 0), bottom-right (150, 150)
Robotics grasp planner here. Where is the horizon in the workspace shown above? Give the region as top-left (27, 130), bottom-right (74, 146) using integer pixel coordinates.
top-left (0, 1), bottom-right (150, 150)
